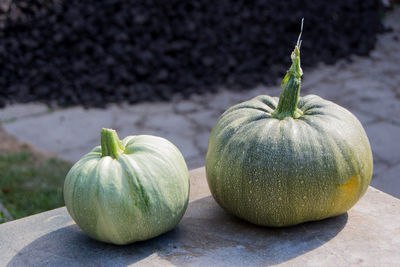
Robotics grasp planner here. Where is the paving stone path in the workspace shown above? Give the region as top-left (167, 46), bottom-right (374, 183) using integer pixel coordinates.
top-left (1, 7), bottom-right (399, 198)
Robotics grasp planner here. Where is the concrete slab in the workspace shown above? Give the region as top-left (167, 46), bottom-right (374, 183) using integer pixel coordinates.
top-left (2, 107), bottom-right (114, 161)
top-left (0, 168), bottom-right (399, 266)
top-left (1, 103), bottom-right (208, 168)
top-left (371, 163), bottom-right (400, 199)
top-left (364, 122), bottom-right (400, 166)
top-left (0, 103), bottom-right (49, 122)
top-left (186, 110), bottom-right (219, 130)
top-left (351, 97), bottom-right (400, 125)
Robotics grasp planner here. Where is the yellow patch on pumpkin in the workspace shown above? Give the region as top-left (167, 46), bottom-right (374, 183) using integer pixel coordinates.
top-left (330, 175), bottom-right (361, 215)
top-left (339, 175), bottom-right (360, 196)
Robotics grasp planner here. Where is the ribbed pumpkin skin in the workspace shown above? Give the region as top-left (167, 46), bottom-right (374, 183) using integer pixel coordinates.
top-left (206, 94), bottom-right (373, 227)
top-left (64, 135), bottom-right (189, 245)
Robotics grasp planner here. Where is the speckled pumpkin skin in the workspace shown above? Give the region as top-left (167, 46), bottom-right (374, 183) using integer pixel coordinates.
top-left (64, 135), bottom-right (189, 245)
top-left (206, 94), bottom-right (373, 227)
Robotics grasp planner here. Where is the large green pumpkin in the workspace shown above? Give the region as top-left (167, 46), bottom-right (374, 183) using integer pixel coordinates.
top-left (64, 128), bottom-right (189, 245)
top-left (205, 29), bottom-right (373, 227)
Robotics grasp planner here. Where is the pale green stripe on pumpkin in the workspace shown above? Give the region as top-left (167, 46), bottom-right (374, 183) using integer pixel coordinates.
top-left (64, 131), bottom-right (189, 245)
top-left (93, 157), bottom-right (126, 243)
top-left (65, 155), bottom-right (102, 240)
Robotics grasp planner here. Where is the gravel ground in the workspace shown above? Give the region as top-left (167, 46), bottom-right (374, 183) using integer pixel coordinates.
top-left (0, 0), bottom-right (384, 107)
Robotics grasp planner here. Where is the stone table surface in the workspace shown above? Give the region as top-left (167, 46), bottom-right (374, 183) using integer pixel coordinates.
top-left (1, 167), bottom-right (400, 267)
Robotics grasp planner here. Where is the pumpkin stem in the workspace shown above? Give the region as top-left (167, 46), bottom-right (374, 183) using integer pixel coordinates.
top-left (101, 128), bottom-right (125, 159)
top-left (272, 19), bottom-right (304, 120)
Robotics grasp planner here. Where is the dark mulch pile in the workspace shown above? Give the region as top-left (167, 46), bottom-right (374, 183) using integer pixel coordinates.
top-left (0, 0), bottom-right (384, 108)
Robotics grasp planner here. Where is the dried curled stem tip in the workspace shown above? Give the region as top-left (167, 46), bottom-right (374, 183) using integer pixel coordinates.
top-left (297, 18), bottom-right (304, 49)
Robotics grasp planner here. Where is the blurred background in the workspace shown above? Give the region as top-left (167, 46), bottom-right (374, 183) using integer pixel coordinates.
top-left (0, 0), bottom-right (399, 222)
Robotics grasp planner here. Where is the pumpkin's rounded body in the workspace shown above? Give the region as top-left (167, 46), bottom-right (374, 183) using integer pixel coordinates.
top-left (64, 134), bottom-right (189, 245)
top-left (206, 94), bottom-right (373, 227)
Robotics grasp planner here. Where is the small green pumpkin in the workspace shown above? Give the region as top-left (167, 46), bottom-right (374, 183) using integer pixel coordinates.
top-left (64, 128), bottom-right (189, 245)
top-left (205, 25), bottom-right (373, 227)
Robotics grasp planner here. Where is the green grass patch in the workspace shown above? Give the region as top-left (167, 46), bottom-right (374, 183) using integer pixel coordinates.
top-left (0, 151), bottom-right (72, 223)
